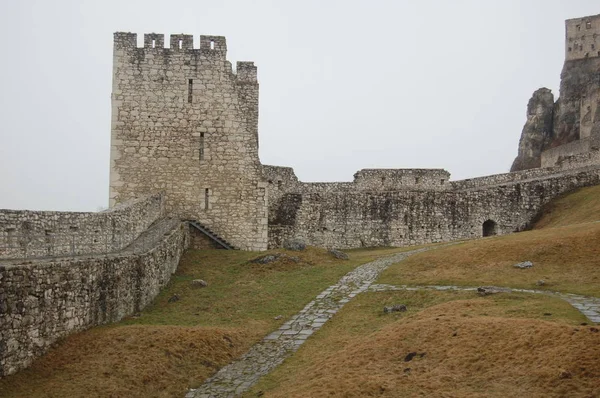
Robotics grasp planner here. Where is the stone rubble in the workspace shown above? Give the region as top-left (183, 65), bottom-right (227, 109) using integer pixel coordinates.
top-left (513, 261), bottom-right (534, 269)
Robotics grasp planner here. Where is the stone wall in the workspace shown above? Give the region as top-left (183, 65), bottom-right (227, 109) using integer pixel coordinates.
top-left (0, 194), bottom-right (163, 260)
top-left (267, 165), bottom-right (600, 249)
top-left (109, 33), bottom-right (267, 251)
top-left (541, 139), bottom-right (592, 168)
top-left (353, 169), bottom-right (450, 191)
top-left (0, 220), bottom-right (189, 377)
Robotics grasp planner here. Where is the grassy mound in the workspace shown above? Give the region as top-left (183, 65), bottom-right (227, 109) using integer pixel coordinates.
top-left (0, 325), bottom-right (250, 398)
top-left (379, 185), bottom-right (600, 297)
top-left (248, 291), bottom-right (599, 398)
top-left (533, 185), bottom-right (600, 229)
top-left (378, 221), bottom-right (600, 296)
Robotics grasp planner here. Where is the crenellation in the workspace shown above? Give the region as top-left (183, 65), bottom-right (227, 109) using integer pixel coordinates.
top-left (200, 35), bottom-right (227, 54)
top-left (113, 32), bottom-right (137, 50)
top-left (143, 33), bottom-right (165, 49)
top-left (169, 33), bottom-right (193, 50)
top-left (236, 61), bottom-right (258, 82)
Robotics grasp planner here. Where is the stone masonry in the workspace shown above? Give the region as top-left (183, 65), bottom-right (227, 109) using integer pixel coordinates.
top-left (108, 18), bottom-right (600, 252)
top-left (264, 163), bottom-right (600, 249)
top-left (109, 33), bottom-right (267, 251)
top-left (0, 194), bottom-right (164, 259)
top-left (0, 219), bottom-right (189, 377)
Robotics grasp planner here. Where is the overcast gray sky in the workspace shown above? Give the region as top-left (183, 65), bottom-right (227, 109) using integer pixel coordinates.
top-left (0, 0), bottom-right (598, 211)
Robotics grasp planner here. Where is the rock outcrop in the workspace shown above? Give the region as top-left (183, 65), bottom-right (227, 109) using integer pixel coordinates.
top-left (511, 56), bottom-right (600, 172)
top-left (510, 88), bottom-right (555, 172)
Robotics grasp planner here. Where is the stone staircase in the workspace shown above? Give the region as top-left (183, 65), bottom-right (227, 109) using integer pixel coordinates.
top-left (187, 221), bottom-right (238, 250)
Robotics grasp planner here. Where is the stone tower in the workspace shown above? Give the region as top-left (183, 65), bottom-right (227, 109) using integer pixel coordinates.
top-left (109, 33), bottom-right (268, 251)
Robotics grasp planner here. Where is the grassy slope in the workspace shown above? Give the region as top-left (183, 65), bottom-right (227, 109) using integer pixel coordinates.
top-left (247, 291), bottom-right (599, 398)
top-left (0, 246), bottom-right (401, 398)
top-left (247, 185), bottom-right (600, 397)
top-left (532, 184), bottom-right (600, 229)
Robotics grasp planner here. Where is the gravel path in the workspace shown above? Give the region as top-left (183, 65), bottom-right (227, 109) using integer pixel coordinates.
top-left (369, 283), bottom-right (600, 324)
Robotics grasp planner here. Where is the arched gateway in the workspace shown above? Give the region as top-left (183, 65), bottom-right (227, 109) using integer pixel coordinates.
top-left (482, 220), bottom-right (498, 237)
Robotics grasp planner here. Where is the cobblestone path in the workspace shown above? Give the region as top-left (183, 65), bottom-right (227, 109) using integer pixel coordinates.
top-left (186, 247), bottom-right (434, 398)
top-left (369, 284), bottom-right (600, 324)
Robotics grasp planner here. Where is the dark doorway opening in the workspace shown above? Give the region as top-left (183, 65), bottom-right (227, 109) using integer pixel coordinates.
top-left (482, 220), bottom-right (497, 237)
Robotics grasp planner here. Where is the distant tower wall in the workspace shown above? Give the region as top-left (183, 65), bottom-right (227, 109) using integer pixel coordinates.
top-left (109, 32), bottom-right (267, 251)
top-left (565, 14), bottom-right (600, 61)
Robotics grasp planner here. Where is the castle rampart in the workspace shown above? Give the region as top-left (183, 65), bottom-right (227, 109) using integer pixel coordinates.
top-left (0, 194), bottom-right (163, 260)
top-left (266, 162), bottom-right (600, 249)
top-left (0, 220), bottom-right (189, 377)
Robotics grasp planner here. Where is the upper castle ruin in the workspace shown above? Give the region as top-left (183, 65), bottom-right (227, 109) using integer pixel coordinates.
top-left (1, 13), bottom-right (600, 378)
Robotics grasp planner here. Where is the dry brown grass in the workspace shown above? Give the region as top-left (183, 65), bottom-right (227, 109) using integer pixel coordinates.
top-left (0, 325), bottom-right (255, 398)
top-left (248, 291), bottom-right (600, 398)
top-left (378, 222), bottom-right (600, 296)
top-left (533, 185), bottom-right (600, 229)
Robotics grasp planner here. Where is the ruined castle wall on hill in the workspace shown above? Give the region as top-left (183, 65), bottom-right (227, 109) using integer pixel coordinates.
top-left (0, 194), bottom-right (163, 260)
top-left (267, 165), bottom-right (600, 249)
top-left (0, 221), bottom-right (189, 377)
top-left (109, 33), bottom-right (267, 251)
top-left (565, 14), bottom-right (600, 61)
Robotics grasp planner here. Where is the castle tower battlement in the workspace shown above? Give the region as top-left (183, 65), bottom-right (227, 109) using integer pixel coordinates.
top-left (565, 14), bottom-right (600, 61)
top-left (109, 32), bottom-right (266, 250)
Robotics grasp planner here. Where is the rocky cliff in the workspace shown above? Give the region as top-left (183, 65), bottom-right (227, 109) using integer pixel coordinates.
top-left (511, 56), bottom-right (600, 172)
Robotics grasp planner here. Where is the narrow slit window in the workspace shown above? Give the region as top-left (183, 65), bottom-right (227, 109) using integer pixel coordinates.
top-left (188, 79), bottom-right (193, 103)
top-left (204, 188), bottom-right (209, 210)
top-left (199, 132), bottom-right (205, 160)
top-left (152, 39), bottom-right (156, 48)
top-left (6, 228), bottom-right (15, 246)
top-left (586, 21), bottom-right (592, 29)
top-left (577, 25), bottom-right (581, 31)
top-left (179, 39), bottom-right (183, 49)
top-left (210, 40), bottom-right (215, 50)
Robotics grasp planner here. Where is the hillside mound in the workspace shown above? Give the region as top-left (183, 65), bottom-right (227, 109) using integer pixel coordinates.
top-left (533, 185), bottom-right (600, 229)
top-left (261, 300), bottom-right (600, 398)
top-left (0, 325), bottom-right (250, 398)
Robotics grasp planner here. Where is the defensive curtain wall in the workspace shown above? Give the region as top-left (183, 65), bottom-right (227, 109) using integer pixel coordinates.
top-left (0, 194), bottom-right (164, 259)
top-left (0, 194), bottom-right (190, 376)
top-left (264, 156), bottom-right (600, 249)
